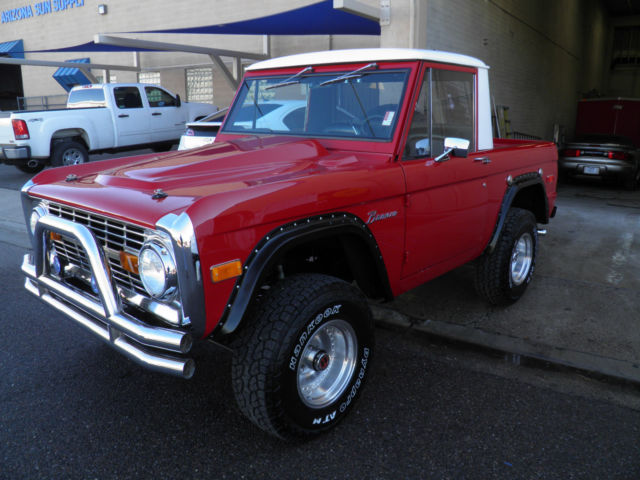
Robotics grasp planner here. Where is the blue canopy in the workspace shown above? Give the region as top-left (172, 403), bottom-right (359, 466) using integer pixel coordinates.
top-left (25, 0), bottom-right (379, 54)
top-left (0, 39), bottom-right (24, 58)
top-left (53, 58), bottom-right (92, 92)
top-left (139, 0), bottom-right (380, 36)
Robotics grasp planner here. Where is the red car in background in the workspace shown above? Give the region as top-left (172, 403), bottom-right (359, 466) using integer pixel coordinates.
top-left (559, 98), bottom-right (640, 189)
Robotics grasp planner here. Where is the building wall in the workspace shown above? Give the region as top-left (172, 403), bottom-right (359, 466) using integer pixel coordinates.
top-left (0, 0), bottom-right (615, 140)
top-left (417, 0), bottom-right (610, 140)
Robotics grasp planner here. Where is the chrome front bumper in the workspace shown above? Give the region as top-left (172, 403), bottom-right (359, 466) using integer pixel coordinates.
top-left (22, 214), bottom-right (195, 379)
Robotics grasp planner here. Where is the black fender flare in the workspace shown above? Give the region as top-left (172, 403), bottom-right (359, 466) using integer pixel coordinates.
top-left (217, 212), bottom-right (392, 335)
top-left (487, 172), bottom-right (550, 253)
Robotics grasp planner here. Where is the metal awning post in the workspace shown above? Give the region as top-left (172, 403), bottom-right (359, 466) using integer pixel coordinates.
top-left (93, 34), bottom-right (268, 90)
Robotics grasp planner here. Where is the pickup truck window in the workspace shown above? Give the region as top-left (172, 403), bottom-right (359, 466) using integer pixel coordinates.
top-left (223, 70), bottom-right (408, 140)
top-left (404, 69), bottom-right (475, 159)
top-left (145, 87), bottom-right (177, 108)
top-left (67, 88), bottom-right (106, 109)
top-left (114, 87), bottom-right (143, 109)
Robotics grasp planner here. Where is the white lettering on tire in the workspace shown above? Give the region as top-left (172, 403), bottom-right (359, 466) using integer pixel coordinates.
top-left (339, 347), bottom-right (370, 413)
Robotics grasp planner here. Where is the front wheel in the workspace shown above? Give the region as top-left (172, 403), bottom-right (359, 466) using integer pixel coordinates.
top-left (475, 208), bottom-right (538, 305)
top-left (51, 140), bottom-right (88, 167)
top-left (232, 274), bottom-right (374, 440)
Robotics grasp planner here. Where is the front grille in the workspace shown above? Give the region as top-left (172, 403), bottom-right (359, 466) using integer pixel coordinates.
top-left (47, 202), bottom-right (147, 296)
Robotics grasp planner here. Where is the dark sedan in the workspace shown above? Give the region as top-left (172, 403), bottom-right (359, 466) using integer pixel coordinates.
top-left (559, 134), bottom-right (639, 189)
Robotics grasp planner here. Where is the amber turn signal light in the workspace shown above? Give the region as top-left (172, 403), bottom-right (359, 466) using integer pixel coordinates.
top-left (210, 260), bottom-right (243, 283)
top-left (119, 251), bottom-right (139, 275)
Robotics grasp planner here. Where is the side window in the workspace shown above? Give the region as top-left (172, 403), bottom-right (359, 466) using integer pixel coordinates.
top-left (404, 73), bottom-right (431, 159)
top-left (403, 68), bottom-right (475, 159)
top-left (145, 87), bottom-right (177, 107)
top-left (67, 88), bottom-right (106, 109)
top-left (432, 69), bottom-right (475, 154)
top-left (114, 87), bottom-right (143, 109)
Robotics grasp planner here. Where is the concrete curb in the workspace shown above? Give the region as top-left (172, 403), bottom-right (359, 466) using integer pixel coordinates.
top-left (371, 304), bottom-right (640, 385)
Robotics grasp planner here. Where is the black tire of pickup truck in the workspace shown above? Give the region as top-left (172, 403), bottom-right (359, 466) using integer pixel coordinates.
top-left (475, 207), bottom-right (538, 305)
top-left (231, 273), bottom-right (374, 440)
top-left (51, 140), bottom-right (89, 167)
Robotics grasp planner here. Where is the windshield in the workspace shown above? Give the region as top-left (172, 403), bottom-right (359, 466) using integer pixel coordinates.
top-left (222, 69), bottom-right (409, 140)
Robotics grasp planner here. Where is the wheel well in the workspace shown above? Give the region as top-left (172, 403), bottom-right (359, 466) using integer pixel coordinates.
top-left (510, 183), bottom-right (548, 224)
top-left (51, 130), bottom-right (89, 151)
top-left (264, 233), bottom-right (389, 300)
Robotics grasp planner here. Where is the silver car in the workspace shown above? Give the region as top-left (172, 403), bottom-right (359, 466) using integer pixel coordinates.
top-left (178, 109), bottom-right (227, 150)
top-left (559, 134), bottom-right (639, 190)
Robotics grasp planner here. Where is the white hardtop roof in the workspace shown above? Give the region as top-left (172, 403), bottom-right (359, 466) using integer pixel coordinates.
top-left (247, 48), bottom-right (489, 71)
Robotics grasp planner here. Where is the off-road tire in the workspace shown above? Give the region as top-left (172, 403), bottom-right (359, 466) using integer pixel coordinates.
top-left (232, 273), bottom-right (374, 440)
top-left (51, 140), bottom-right (88, 167)
top-left (475, 207), bottom-right (538, 305)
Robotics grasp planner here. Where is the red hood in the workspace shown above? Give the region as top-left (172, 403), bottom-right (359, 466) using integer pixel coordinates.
top-left (27, 136), bottom-right (396, 231)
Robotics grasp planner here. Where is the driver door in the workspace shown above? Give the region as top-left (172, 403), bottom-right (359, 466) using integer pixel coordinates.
top-left (401, 65), bottom-right (490, 278)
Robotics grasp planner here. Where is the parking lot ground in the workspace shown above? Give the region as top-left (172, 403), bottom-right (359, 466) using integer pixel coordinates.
top-left (373, 181), bottom-right (640, 384)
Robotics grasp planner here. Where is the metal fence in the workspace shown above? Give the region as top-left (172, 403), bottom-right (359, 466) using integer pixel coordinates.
top-left (17, 94), bottom-right (68, 111)
top-left (509, 131), bottom-right (542, 141)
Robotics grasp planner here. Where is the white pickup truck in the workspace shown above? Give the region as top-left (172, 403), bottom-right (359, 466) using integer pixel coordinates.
top-left (0, 83), bottom-right (217, 173)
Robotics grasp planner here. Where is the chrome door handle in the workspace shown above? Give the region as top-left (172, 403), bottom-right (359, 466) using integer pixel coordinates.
top-left (474, 156), bottom-right (491, 164)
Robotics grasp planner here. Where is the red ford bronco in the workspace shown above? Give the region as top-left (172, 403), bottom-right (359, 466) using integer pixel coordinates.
top-left (21, 48), bottom-right (557, 439)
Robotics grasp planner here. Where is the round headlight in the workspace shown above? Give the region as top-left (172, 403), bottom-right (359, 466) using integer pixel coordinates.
top-left (29, 204), bottom-right (48, 236)
top-left (139, 242), bottom-right (177, 299)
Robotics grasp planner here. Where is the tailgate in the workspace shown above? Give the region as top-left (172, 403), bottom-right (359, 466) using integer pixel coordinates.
top-left (0, 116), bottom-right (14, 143)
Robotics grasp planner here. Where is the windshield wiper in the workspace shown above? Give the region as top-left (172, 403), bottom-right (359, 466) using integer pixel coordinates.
top-left (265, 66), bottom-right (314, 90)
top-left (319, 63), bottom-right (378, 86)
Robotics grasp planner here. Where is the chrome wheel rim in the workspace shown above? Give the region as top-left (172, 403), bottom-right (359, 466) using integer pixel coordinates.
top-left (62, 148), bottom-right (85, 165)
top-left (510, 232), bottom-right (533, 286)
top-left (297, 319), bottom-right (358, 408)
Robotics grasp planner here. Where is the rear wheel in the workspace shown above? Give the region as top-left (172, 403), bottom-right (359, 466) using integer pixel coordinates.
top-left (475, 208), bottom-right (538, 305)
top-left (51, 140), bottom-right (88, 167)
top-left (232, 273), bottom-right (374, 440)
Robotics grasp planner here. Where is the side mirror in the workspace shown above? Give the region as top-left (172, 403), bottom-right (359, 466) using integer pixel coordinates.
top-left (434, 137), bottom-right (470, 163)
top-left (175, 94), bottom-right (181, 107)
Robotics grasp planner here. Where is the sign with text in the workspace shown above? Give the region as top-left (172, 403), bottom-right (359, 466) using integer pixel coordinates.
top-left (2, 0), bottom-right (84, 24)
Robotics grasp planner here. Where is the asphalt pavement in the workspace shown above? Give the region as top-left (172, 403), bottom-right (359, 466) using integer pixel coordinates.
top-left (0, 162), bottom-right (639, 478)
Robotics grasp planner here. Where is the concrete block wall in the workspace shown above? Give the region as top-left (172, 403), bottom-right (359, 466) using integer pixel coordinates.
top-left (415, 0), bottom-right (610, 140)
